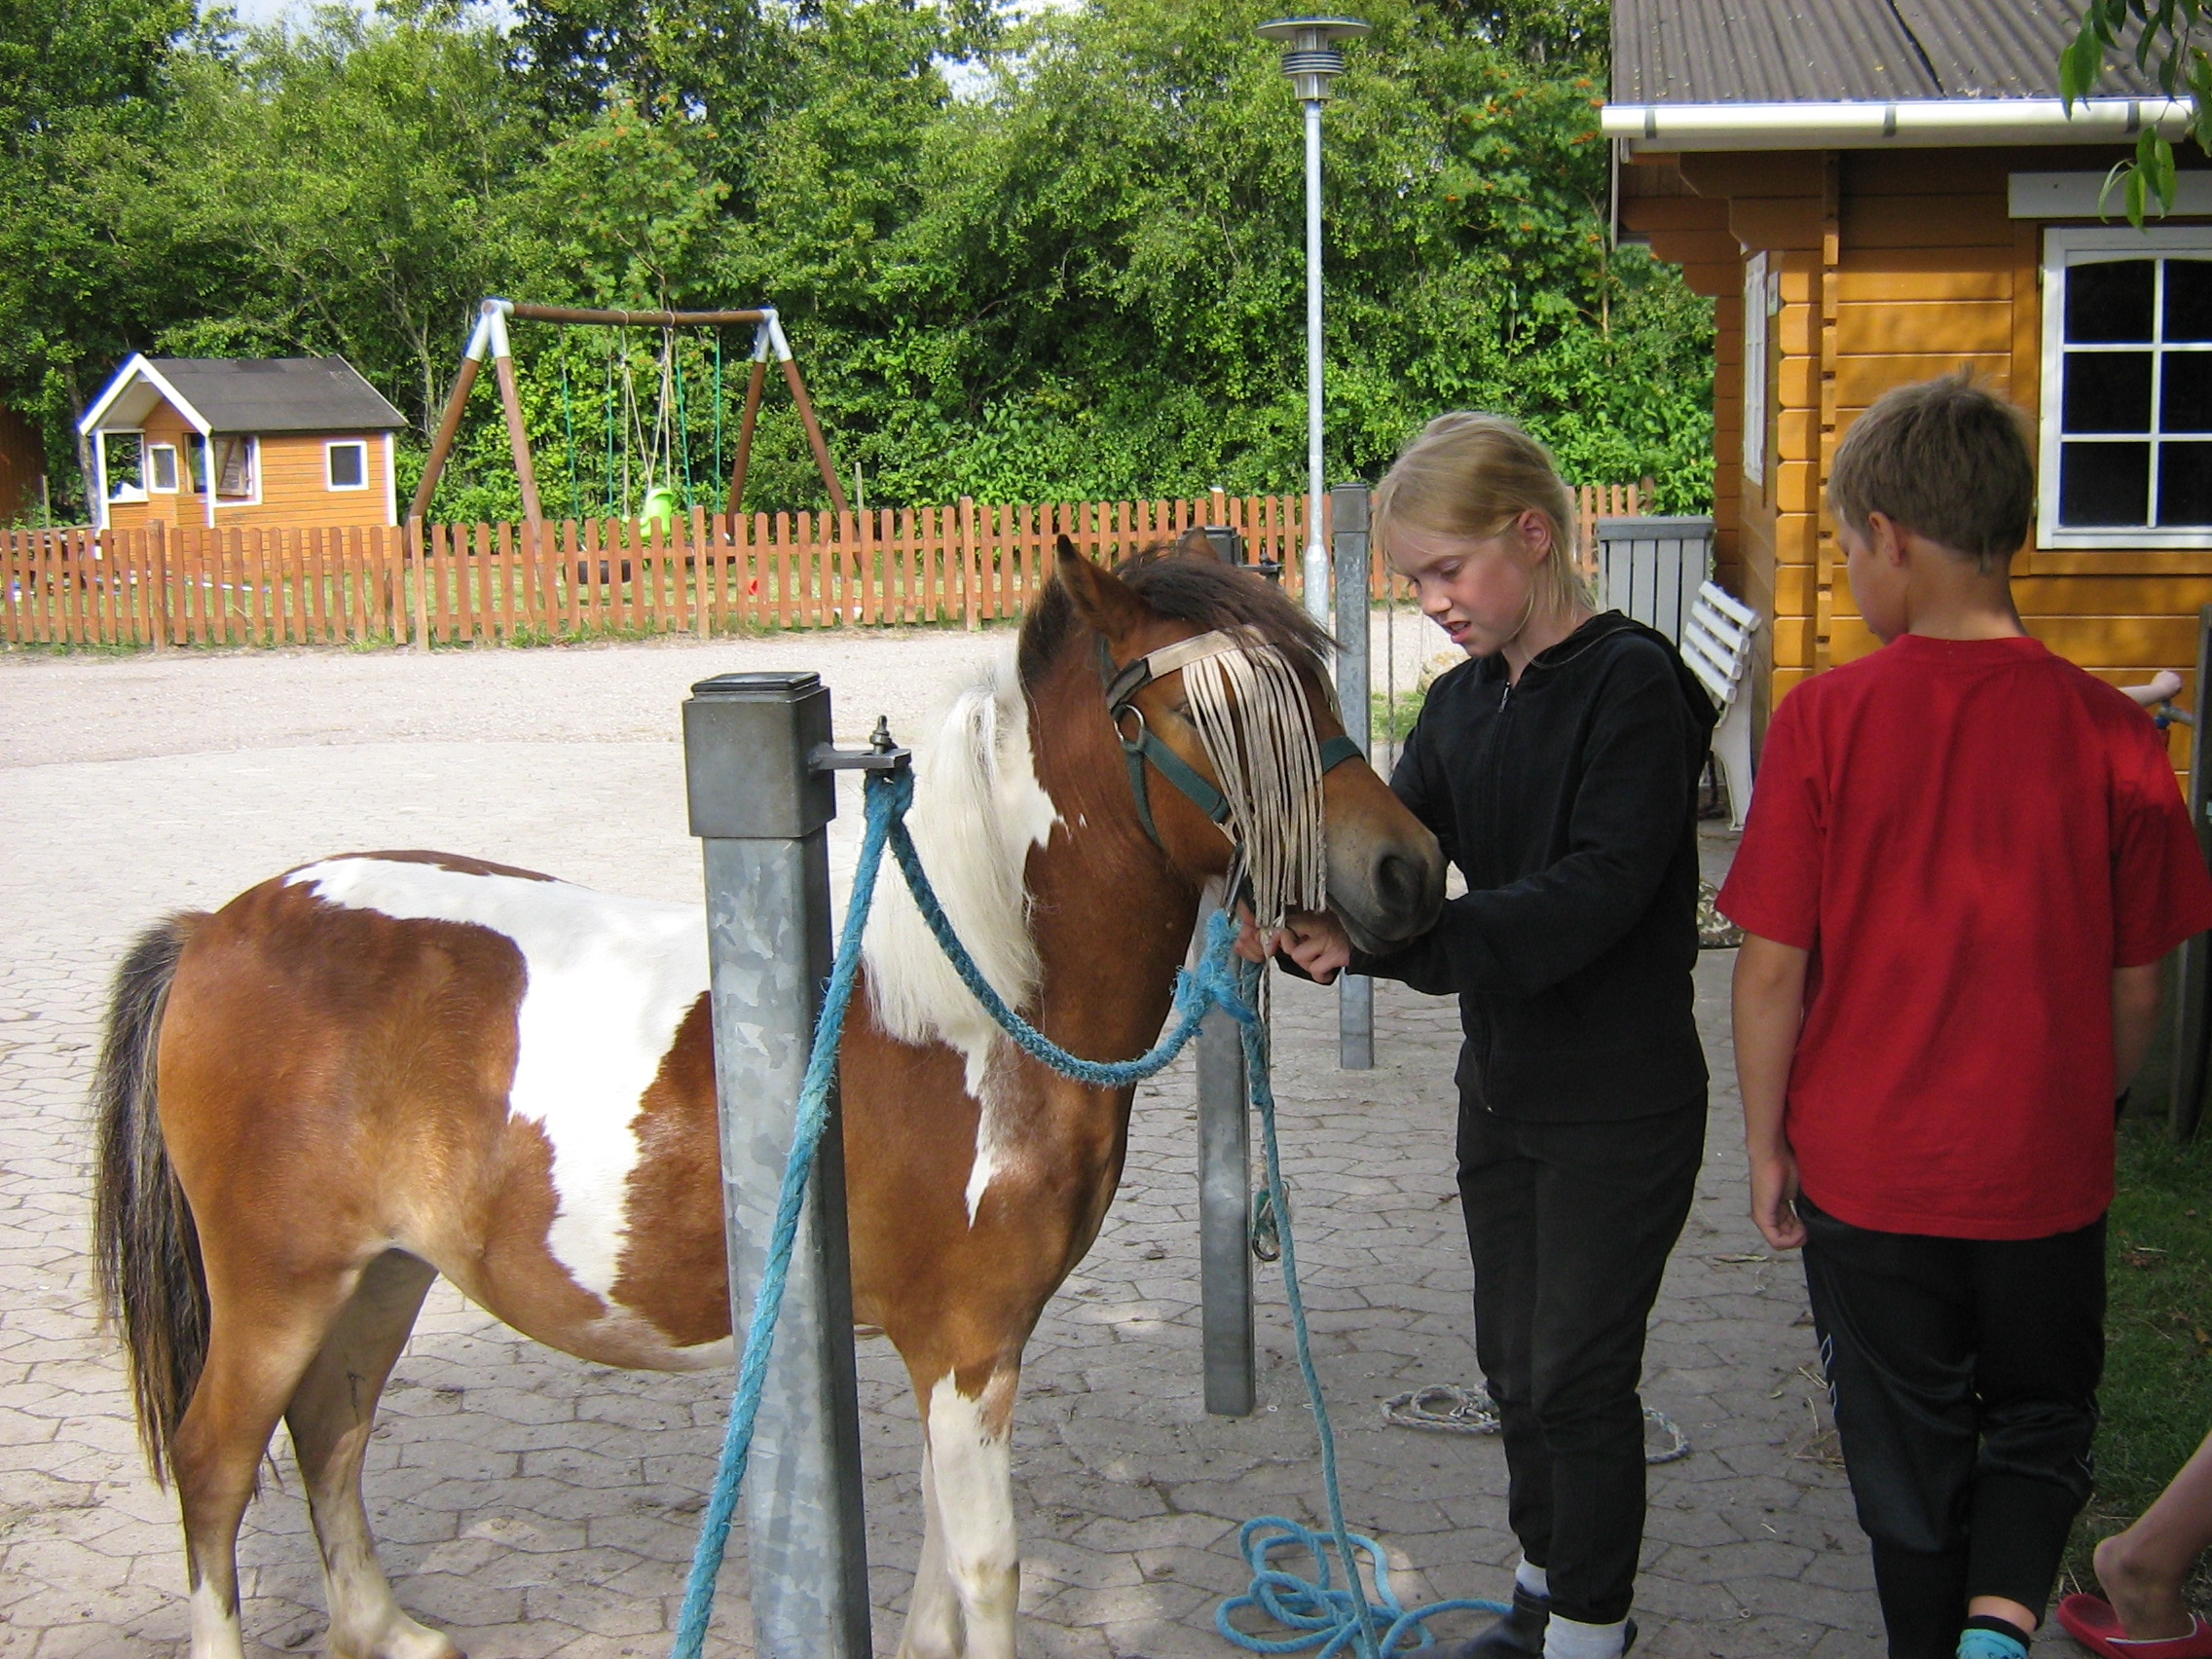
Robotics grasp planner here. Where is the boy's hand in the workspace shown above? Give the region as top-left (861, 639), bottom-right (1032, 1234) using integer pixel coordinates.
top-left (1749, 1148), bottom-right (1808, 1252)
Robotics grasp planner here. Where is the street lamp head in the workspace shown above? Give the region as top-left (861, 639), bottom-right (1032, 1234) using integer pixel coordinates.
top-left (1257, 16), bottom-right (1370, 102)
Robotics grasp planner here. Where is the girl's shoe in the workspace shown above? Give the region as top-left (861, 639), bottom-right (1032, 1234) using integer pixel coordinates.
top-left (1444, 1586), bottom-right (1550, 1657)
top-left (2057, 1593), bottom-right (2212, 1657)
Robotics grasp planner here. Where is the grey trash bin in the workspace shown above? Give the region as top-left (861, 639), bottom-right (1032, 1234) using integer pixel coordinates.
top-left (1594, 516), bottom-right (1714, 645)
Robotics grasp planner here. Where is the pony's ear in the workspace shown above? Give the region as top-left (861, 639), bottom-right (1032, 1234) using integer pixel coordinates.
top-left (1055, 535), bottom-right (1147, 642)
top-left (1174, 526), bottom-right (1220, 560)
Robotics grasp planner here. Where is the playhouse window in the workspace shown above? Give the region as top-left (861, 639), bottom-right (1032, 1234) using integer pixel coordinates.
top-left (103, 431), bottom-right (145, 500)
top-left (214, 437), bottom-right (255, 500)
top-left (2042, 228), bottom-right (2212, 547)
top-left (327, 440), bottom-right (368, 490)
top-left (148, 445), bottom-right (179, 493)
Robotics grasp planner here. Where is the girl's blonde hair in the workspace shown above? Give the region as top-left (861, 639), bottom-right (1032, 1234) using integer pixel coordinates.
top-left (1373, 412), bottom-right (1591, 620)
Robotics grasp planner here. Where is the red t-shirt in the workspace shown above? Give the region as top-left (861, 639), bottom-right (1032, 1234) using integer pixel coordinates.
top-left (1718, 633), bottom-right (2212, 1239)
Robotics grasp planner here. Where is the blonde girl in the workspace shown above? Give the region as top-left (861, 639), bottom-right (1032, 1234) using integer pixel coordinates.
top-left (1250, 413), bottom-right (1716, 1659)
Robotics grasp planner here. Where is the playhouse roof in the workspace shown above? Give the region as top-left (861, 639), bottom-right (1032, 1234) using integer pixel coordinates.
top-left (79, 355), bottom-right (406, 438)
top-left (1611, 0), bottom-right (2157, 105)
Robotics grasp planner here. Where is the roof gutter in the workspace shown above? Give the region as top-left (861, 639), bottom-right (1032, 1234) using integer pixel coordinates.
top-left (1602, 95), bottom-right (2193, 153)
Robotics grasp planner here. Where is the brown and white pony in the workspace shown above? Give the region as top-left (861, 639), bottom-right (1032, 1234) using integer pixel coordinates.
top-left (91, 539), bottom-right (1445, 1659)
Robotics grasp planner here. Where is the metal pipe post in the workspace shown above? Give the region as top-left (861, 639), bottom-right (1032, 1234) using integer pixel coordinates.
top-left (1196, 936), bottom-right (1255, 1417)
top-left (1301, 97), bottom-right (1330, 630)
top-left (682, 672), bottom-right (871, 1659)
top-left (1333, 482), bottom-right (1374, 1070)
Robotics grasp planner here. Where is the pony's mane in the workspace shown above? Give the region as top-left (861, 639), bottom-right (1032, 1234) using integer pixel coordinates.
top-left (860, 653), bottom-right (1056, 1091)
top-left (1017, 544), bottom-right (1337, 690)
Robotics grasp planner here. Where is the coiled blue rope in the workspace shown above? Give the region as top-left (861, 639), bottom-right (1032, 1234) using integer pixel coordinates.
top-left (673, 765), bottom-right (1505, 1659)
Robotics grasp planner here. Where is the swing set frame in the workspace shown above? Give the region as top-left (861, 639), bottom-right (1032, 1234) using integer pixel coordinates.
top-left (407, 298), bottom-right (851, 535)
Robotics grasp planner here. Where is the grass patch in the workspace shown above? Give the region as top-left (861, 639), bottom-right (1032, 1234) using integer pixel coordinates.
top-left (1372, 685), bottom-right (1427, 745)
top-left (2063, 1105), bottom-right (2212, 1602)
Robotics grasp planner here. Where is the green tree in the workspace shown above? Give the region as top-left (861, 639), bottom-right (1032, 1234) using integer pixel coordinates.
top-left (0, 0), bottom-right (199, 504)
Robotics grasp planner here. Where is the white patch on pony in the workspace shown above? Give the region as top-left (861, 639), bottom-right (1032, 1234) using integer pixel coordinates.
top-left (188, 1578), bottom-right (244, 1659)
top-left (961, 1048), bottom-right (1025, 1226)
top-left (864, 652), bottom-right (1057, 1231)
top-left (284, 858), bottom-right (706, 1304)
top-left (923, 1373), bottom-right (1020, 1659)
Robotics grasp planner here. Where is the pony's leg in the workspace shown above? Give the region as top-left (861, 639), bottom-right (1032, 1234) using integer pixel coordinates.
top-left (921, 1366), bottom-right (1022, 1659)
top-left (283, 1249), bottom-right (456, 1659)
top-left (901, 1445), bottom-right (963, 1659)
top-left (172, 1273), bottom-right (356, 1659)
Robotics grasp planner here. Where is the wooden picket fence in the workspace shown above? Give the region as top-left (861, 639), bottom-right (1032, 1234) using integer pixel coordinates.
top-left (1, 485), bottom-right (1641, 649)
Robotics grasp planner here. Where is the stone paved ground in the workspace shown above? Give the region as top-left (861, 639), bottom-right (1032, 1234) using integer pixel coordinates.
top-left (0, 633), bottom-right (2082, 1657)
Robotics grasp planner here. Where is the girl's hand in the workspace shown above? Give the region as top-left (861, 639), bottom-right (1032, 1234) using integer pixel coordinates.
top-left (1233, 907), bottom-right (1274, 963)
top-left (1277, 910), bottom-right (1353, 984)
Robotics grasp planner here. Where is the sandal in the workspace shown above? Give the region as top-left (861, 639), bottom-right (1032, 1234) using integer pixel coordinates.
top-left (2057, 1594), bottom-right (2212, 1657)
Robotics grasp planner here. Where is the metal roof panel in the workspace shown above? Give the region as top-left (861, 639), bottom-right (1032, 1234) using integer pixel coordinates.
top-left (1615, 0), bottom-right (2164, 105)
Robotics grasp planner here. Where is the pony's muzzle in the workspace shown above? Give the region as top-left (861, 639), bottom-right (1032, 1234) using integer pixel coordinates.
top-left (1328, 833), bottom-right (1445, 954)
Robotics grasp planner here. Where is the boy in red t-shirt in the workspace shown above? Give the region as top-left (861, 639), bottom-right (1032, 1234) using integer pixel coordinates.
top-left (1719, 373), bottom-right (2212, 1659)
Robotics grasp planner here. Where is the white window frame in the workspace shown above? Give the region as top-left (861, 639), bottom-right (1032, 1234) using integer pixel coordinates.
top-left (210, 434), bottom-right (261, 509)
top-left (1743, 251), bottom-right (1770, 487)
top-left (147, 443), bottom-right (179, 494)
top-left (2040, 225), bottom-right (2212, 549)
top-left (325, 438), bottom-right (370, 492)
top-left (98, 428), bottom-right (148, 505)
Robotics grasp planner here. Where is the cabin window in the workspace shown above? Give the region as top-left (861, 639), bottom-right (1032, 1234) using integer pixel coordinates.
top-left (326, 439), bottom-right (368, 490)
top-left (1743, 252), bottom-right (1770, 488)
top-left (186, 434), bottom-right (206, 494)
top-left (102, 431), bottom-right (146, 501)
top-left (147, 444), bottom-right (179, 493)
top-left (2043, 227), bottom-right (2212, 548)
top-left (213, 436), bottom-right (256, 502)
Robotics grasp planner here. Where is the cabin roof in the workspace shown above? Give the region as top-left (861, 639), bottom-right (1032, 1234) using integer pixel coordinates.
top-left (1611, 0), bottom-right (2159, 106)
top-left (80, 355), bottom-right (406, 438)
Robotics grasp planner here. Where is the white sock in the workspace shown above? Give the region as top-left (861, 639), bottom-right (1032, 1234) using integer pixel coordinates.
top-left (1543, 1611), bottom-right (1629, 1659)
top-left (1515, 1558), bottom-right (1549, 1599)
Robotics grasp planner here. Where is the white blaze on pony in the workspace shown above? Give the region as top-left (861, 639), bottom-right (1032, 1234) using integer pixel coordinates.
top-left (90, 534), bottom-right (1445, 1659)
top-left (862, 653), bottom-right (1062, 1223)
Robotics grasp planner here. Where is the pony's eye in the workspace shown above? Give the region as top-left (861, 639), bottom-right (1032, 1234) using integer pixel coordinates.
top-left (1171, 702), bottom-right (1193, 721)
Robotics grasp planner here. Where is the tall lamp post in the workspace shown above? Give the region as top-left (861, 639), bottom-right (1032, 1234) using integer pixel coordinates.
top-left (1258, 15), bottom-right (1368, 629)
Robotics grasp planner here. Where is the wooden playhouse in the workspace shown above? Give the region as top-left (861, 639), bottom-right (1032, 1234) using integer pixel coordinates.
top-left (78, 355), bottom-right (406, 534)
top-left (1606, 0), bottom-right (2212, 773)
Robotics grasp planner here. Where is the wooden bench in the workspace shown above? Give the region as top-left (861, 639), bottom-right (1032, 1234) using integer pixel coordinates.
top-left (1679, 581), bottom-right (1760, 830)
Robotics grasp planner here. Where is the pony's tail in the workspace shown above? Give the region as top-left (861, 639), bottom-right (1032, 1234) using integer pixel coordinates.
top-left (91, 912), bottom-right (209, 1489)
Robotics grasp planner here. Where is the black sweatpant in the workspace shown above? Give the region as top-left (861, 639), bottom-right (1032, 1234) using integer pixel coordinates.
top-left (1458, 1095), bottom-right (1706, 1627)
top-left (1798, 1196), bottom-right (2105, 1659)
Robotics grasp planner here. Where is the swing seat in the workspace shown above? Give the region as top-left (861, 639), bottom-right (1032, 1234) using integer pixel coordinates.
top-left (642, 485), bottom-right (681, 533)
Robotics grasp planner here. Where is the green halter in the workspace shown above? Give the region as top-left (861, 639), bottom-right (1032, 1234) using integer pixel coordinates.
top-left (1096, 631), bottom-right (1364, 854)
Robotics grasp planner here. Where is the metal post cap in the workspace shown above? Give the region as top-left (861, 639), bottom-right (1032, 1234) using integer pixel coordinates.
top-left (1258, 16), bottom-right (1369, 100)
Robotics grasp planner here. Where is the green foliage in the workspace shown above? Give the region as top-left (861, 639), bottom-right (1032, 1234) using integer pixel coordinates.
top-left (0, 0), bottom-right (1714, 522)
top-left (2062, 1), bottom-right (2212, 228)
top-left (2066, 1104), bottom-right (2212, 1592)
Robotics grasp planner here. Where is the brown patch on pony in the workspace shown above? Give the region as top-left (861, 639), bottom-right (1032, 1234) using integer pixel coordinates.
top-left (605, 995), bottom-right (732, 1348)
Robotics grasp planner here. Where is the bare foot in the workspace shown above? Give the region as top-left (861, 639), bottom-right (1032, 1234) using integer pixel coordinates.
top-left (2095, 1530), bottom-right (2199, 1641)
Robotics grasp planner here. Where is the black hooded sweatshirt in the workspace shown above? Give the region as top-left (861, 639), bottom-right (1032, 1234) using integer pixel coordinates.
top-left (1354, 610), bottom-right (1717, 1123)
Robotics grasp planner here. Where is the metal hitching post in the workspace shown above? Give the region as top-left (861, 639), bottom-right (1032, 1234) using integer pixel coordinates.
top-left (682, 672), bottom-right (872, 1659)
top-left (1333, 482), bottom-right (1374, 1071)
top-left (1198, 984), bottom-right (1256, 1418)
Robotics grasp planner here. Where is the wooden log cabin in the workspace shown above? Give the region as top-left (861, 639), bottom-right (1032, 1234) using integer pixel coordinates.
top-left (77, 355), bottom-right (405, 535)
top-left (1605, 0), bottom-right (2212, 774)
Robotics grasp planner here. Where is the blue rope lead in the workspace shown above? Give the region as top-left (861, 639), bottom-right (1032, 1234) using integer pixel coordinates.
top-left (1213, 960), bottom-right (1505, 1659)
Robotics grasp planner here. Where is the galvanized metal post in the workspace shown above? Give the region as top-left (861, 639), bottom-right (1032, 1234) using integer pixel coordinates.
top-left (1197, 952), bottom-right (1255, 1417)
top-left (682, 671), bottom-right (871, 1659)
top-left (1333, 482), bottom-right (1374, 1071)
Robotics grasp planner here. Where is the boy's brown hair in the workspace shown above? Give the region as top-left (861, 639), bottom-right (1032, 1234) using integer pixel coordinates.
top-left (1825, 372), bottom-right (2035, 571)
